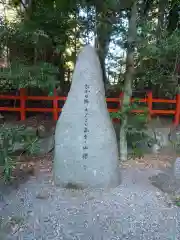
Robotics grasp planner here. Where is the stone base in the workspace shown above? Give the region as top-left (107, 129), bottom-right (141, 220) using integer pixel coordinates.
top-left (149, 172), bottom-right (180, 195)
top-left (53, 166), bottom-right (121, 189)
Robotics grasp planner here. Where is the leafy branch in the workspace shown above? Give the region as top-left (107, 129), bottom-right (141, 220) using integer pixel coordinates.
top-left (0, 125), bottom-right (39, 182)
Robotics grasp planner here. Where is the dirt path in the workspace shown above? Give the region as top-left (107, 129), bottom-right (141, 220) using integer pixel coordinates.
top-left (0, 154), bottom-right (179, 240)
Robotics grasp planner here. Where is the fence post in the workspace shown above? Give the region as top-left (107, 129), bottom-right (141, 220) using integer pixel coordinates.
top-left (175, 94), bottom-right (180, 126)
top-left (20, 88), bottom-right (26, 121)
top-left (147, 91), bottom-right (152, 120)
top-left (53, 89), bottom-right (58, 121)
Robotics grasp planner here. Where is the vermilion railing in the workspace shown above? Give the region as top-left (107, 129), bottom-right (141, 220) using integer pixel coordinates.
top-left (0, 89), bottom-right (180, 125)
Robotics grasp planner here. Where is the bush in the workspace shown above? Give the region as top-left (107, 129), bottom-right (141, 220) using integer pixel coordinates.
top-left (110, 99), bottom-right (153, 159)
top-left (0, 124), bottom-right (39, 182)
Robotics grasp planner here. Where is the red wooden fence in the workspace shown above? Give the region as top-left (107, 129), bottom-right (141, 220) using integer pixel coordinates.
top-left (0, 89), bottom-right (180, 125)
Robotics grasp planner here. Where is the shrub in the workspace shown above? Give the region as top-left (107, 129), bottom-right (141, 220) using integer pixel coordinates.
top-left (110, 99), bottom-right (153, 159)
top-left (0, 124), bottom-right (39, 182)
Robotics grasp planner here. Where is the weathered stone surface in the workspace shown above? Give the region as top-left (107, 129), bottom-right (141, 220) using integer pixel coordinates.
top-left (174, 157), bottom-right (180, 180)
top-left (38, 135), bottom-right (54, 155)
top-left (53, 45), bottom-right (120, 188)
top-left (149, 172), bottom-right (180, 195)
top-left (169, 126), bottom-right (180, 143)
top-left (37, 124), bottom-right (55, 138)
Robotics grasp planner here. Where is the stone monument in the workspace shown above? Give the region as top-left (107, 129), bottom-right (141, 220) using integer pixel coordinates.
top-left (174, 157), bottom-right (180, 180)
top-left (53, 45), bottom-right (120, 188)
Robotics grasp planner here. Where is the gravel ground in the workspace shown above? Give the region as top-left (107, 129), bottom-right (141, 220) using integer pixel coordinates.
top-left (0, 165), bottom-right (180, 240)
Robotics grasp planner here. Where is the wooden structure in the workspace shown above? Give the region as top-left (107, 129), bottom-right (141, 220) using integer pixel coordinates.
top-left (0, 89), bottom-right (180, 125)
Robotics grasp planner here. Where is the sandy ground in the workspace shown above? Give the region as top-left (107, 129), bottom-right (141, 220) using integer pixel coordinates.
top-left (0, 116), bottom-right (179, 239)
top-left (0, 153), bottom-right (179, 240)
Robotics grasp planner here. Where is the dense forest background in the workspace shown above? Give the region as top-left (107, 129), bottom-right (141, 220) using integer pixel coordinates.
top-left (0, 0), bottom-right (180, 98)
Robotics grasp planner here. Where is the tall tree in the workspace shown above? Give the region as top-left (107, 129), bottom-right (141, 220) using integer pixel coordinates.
top-left (119, 1), bottom-right (137, 161)
top-left (157, 0), bottom-right (168, 38)
top-left (167, 0), bottom-right (180, 34)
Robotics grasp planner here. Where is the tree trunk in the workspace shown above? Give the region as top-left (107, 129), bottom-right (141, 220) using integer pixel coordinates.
top-left (119, 2), bottom-right (137, 161)
top-left (167, 0), bottom-right (180, 34)
top-left (95, 12), bottom-right (113, 88)
top-left (155, 0), bottom-right (168, 99)
top-left (156, 0), bottom-right (168, 39)
top-left (95, 3), bottom-right (118, 89)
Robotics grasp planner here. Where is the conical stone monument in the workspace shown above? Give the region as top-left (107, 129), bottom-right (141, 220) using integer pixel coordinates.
top-left (53, 45), bottom-right (120, 188)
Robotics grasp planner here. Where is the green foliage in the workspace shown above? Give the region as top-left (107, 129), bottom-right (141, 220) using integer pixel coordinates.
top-left (0, 16), bottom-right (60, 91)
top-left (137, 25), bottom-right (180, 96)
top-left (110, 100), bottom-right (151, 159)
top-left (0, 61), bottom-right (58, 91)
top-left (173, 195), bottom-right (180, 207)
top-left (0, 125), bottom-right (39, 182)
top-left (0, 0), bottom-right (179, 95)
top-left (0, 0), bottom-right (83, 92)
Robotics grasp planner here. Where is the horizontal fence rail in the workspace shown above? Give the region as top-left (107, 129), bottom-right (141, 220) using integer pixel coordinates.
top-left (0, 89), bottom-right (180, 125)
